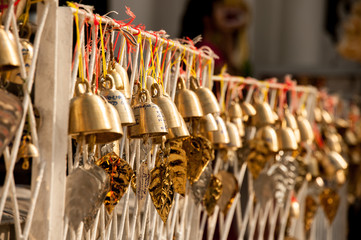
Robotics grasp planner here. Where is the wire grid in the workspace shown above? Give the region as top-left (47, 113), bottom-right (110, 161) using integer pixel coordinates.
top-left (0, 1), bottom-right (50, 239)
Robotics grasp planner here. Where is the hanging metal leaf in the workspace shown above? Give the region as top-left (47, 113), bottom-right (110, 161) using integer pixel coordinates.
top-left (215, 171), bottom-right (238, 215)
top-left (183, 135), bottom-right (214, 184)
top-left (304, 195), bottom-right (318, 234)
top-left (149, 152), bottom-right (174, 223)
top-left (319, 188), bottom-right (340, 224)
top-left (246, 150), bottom-right (269, 179)
top-left (191, 163), bottom-right (212, 205)
top-left (96, 152), bottom-right (134, 214)
top-left (167, 145), bottom-right (187, 196)
top-left (0, 88), bottom-right (22, 155)
top-left (253, 172), bottom-right (275, 209)
top-left (203, 174), bottom-right (223, 216)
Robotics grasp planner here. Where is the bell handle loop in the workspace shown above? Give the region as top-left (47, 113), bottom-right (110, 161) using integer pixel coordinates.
top-left (151, 82), bottom-right (161, 98)
top-left (177, 77), bottom-right (186, 90)
top-left (190, 76), bottom-right (200, 90)
top-left (104, 74), bottom-right (115, 90)
top-left (75, 78), bottom-right (91, 96)
top-left (22, 134), bottom-right (32, 143)
top-left (139, 89), bottom-right (151, 103)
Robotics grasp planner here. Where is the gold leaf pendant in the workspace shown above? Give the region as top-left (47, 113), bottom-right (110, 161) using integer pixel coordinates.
top-left (183, 135), bottom-right (214, 184)
top-left (96, 152), bottom-right (134, 214)
top-left (203, 174), bottom-right (223, 216)
top-left (319, 188), bottom-right (340, 224)
top-left (149, 150), bottom-right (174, 223)
top-left (167, 145), bottom-right (187, 196)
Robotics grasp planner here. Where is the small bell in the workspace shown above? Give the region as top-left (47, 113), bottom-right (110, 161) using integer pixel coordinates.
top-left (190, 76), bottom-right (220, 115)
top-left (17, 135), bottom-right (39, 170)
top-left (0, 26), bottom-right (20, 72)
top-left (174, 77), bottom-right (203, 120)
top-left (207, 115), bottom-right (230, 148)
top-left (255, 125), bottom-right (279, 153)
top-left (297, 115), bottom-right (314, 144)
top-left (114, 62), bottom-right (131, 98)
top-left (253, 101), bottom-right (275, 127)
top-left (166, 111), bottom-right (190, 140)
top-left (276, 121), bottom-right (298, 151)
top-left (200, 113), bottom-right (218, 133)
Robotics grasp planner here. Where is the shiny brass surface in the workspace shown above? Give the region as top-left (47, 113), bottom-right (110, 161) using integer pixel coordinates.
top-left (174, 77), bottom-right (203, 120)
top-left (0, 26), bottom-right (20, 72)
top-left (166, 112), bottom-right (190, 140)
top-left (255, 125), bottom-right (279, 153)
top-left (276, 125), bottom-right (298, 151)
top-left (254, 101), bottom-right (275, 126)
top-left (151, 82), bottom-right (182, 128)
top-left (200, 113), bottom-right (218, 132)
top-left (114, 62), bottom-right (131, 98)
top-left (228, 100), bottom-right (243, 119)
top-left (220, 121), bottom-right (242, 150)
top-left (100, 74), bottom-right (135, 126)
top-left (68, 79), bottom-right (111, 135)
top-left (190, 76), bottom-right (220, 115)
top-left (203, 175), bottom-right (223, 216)
top-left (207, 115), bottom-right (230, 148)
top-left (231, 117), bottom-right (245, 137)
top-left (215, 170), bottom-right (238, 214)
top-left (297, 116), bottom-right (314, 143)
top-left (328, 151), bottom-right (348, 170)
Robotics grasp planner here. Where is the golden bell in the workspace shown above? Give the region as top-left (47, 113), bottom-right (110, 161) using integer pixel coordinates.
top-left (276, 123), bottom-right (298, 151)
top-left (297, 116), bottom-right (314, 144)
top-left (86, 99), bottom-right (123, 144)
top-left (284, 111), bottom-right (301, 143)
top-left (174, 77), bottom-right (203, 120)
top-left (207, 115), bottom-right (230, 148)
top-left (231, 117), bottom-right (245, 137)
top-left (7, 39), bottom-right (33, 84)
top-left (108, 68), bottom-right (123, 92)
top-left (255, 125), bottom-right (279, 153)
top-left (322, 109), bottom-right (333, 124)
top-left (17, 135), bottom-right (39, 170)
top-left (114, 62), bottom-right (131, 98)
top-left (325, 133), bottom-right (342, 153)
top-left (68, 79), bottom-right (112, 135)
top-left (190, 76), bottom-right (220, 115)
top-left (328, 151), bottom-right (348, 170)
top-left (200, 113), bottom-right (218, 132)
top-left (228, 99), bottom-right (243, 119)
top-left (128, 89), bottom-right (168, 139)
top-left (167, 111), bottom-right (190, 140)
top-left (0, 26), bottom-right (21, 72)
top-left (222, 121), bottom-right (242, 150)
top-left (100, 74), bottom-right (135, 126)
top-left (241, 102), bottom-right (256, 121)
top-left (254, 101), bottom-right (275, 127)
top-left (151, 82), bottom-right (182, 129)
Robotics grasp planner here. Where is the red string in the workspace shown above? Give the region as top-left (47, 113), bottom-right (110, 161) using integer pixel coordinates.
top-left (159, 39), bottom-right (170, 81)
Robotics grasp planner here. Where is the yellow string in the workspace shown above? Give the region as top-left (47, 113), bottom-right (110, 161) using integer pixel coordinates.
top-left (99, 18), bottom-right (107, 77)
top-left (219, 64), bottom-right (227, 110)
top-left (138, 35), bottom-right (144, 90)
top-left (68, 2), bottom-right (84, 82)
top-left (207, 60), bottom-right (213, 88)
top-left (263, 82), bottom-right (269, 102)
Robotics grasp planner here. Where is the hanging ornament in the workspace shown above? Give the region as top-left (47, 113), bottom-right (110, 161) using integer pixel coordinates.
top-left (149, 149), bottom-right (174, 223)
top-left (95, 152), bottom-right (134, 214)
top-left (304, 195), bottom-right (318, 235)
top-left (166, 143), bottom-right (187, 196)
top-left (203, 174), bottom-right (223, 216)
top-left (319, 188), bottom-right (340, 225)
top-left (191, 163), bottom-right (213, 205)
top-left (17, 135), bottom-right (39, 170)
top-left (183, 135), bottom-right (214, 184)
top-left (215, 170), bottom-right (238, 215)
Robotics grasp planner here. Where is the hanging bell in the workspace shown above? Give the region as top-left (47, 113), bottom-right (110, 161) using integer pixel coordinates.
top-left (167, 111), bottom-right (190, 140)
top-left (321, 109), bottom-right (333, 124)
top-left (0, 26), bottom-right (21, 72)
top-left (253, 101), bottom-right (275, 127)
top-left (223, 121), bottom-right (242, 150)
top-left (241, 101), bottom-right (256, 123)
top-left (200, 113), bottom-right (218, 133)
top-left (207, 115), bottom-right (230, 148)
top-left (100, 74), bottom-right (135, 126)
top-left (255, 125), bottom-right (279, 153)
top-left (151, 82), bottom-right (182, 129)
top-left (276, 121), bottom-right (298, 151)
top-left (68, 79), bottom-right (112, 135)
top-left (146, 76), bottom-right (157, 92)
top-left (297, 116), bottom-right (314, 144)
top-left (328, 151), bottom-right (348, 170)
top-left (85, 98), bottom-right (123, 144)
top-left (284, 110), bottom-right (301, 143)
top-left (228, 99), bottom-right (243, 119)
top-left (17, 135), bottom-right (39, 170)
top-left (231, 117), bottom-right (245, 138)
top-left (325, 132), bottom-right (342, 153)
top-left (174, 77), bottom-right (203, 120)
top-left (128, 89), bottom-right (168, 139)
top-left (7, 39), bottom-right (33, 84)
top-left (114, 62), bottom-right (131, 98)
top-left (190, 76), bottom-right (220, 115)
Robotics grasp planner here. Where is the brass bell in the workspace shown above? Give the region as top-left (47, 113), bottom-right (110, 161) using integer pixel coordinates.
top-left (321, 109), bottom-right (333, 124)
top-left (68, 79), bottom-right (112, 135)
top-left (151, 82), bottom-right (182, 129)
top-left (167, 111), bottom-right (190, 140)
top-left (328, 151), bottom-right (348, 170)
top-left (325, 132), bottom-right (342, 153)
top-left (228, 99), bottom-right (243, 119)
top-left (7, 39), bottom-right (33, 84)
top-left (0, 26), bottom-right (20, 72)
top-left (17, 135), bottom-right (39, 170)
top-left (174, 77), bottom-right (203, 120)
top-left (241, 101), bottom-right (256, 122)
top-left (190, 76), bottom-right (220, 115)
top-left (207, 115), bottom-right (230, 148)
top-left (276, 122), bottom-right (298, 151)
top-left (114, 62), bottom-right (131, 98)
top-left (200, 113), bottom-right (218, 132)
top-left (253, 101), bottom-right (275, 127)
top-left (231, 117), bottom-right (245, 137)
top-left (284, 110), bottom-right (301, 143)
top-left (221, 121), bottom-right (242, 150)
top-left (100, 74), bottom-right (135, 126)
top-left (85, 99), bottom-right (123, 144)
top-left (255, 125), bottom-right (279, 153)
top-left (108, 68), bottom-right (123, 92)
top-left (128, 89), bottom-right (168, 139)
top-left (297, 116), bottom-right (314, 144)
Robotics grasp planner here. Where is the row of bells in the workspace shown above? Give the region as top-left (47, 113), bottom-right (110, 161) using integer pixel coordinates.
top-left (68, 69), bottom-right (317, 155)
